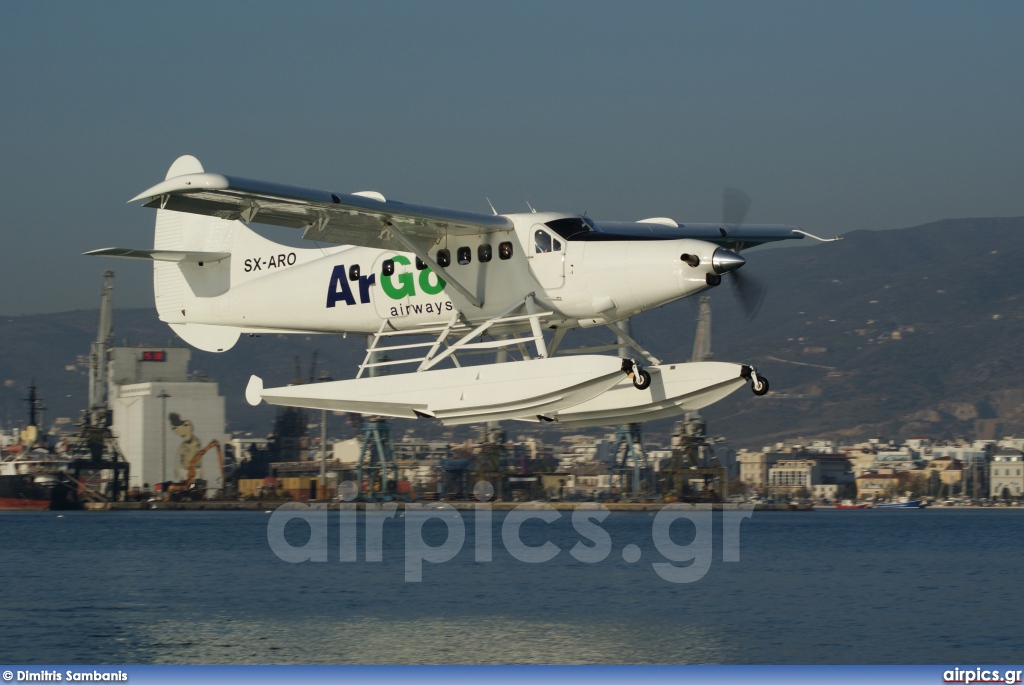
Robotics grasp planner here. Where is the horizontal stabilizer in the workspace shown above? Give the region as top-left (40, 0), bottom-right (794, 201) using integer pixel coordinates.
top-left (84, 247), bottom-right (230, 263)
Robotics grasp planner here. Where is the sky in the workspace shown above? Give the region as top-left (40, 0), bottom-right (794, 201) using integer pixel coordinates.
top-left (2, 0), bottom-right (1023, 314)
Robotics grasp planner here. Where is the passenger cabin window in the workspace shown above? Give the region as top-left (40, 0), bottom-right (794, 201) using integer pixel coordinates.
top-left (382, 259), bottom-right (395, 277)
top-left (498, 241), bottom-right (514, 260)
top-left (415, 257), bottom-right (427, 270)
top-left (457, 246), bottom-right (472, 265)
top-left (348, 264), bottom-right (360, 281)
top-left (437, 249), bottom-right (451, 267)
top-left (478, 244), bottom-right (492, 262)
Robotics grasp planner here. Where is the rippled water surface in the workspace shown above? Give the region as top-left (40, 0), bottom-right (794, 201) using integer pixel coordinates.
top-left (1, 508), bottom-right (1022, 664)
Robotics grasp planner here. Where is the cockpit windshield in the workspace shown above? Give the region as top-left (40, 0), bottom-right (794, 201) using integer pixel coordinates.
top-left (544, 216), bottom-right (596, 240)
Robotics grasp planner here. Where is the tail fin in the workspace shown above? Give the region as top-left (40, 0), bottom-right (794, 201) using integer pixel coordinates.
top-left (154, 155), bottom-right (305, 352)
top-left (90, 155), bottom-right (310, 353)
top-left (151, 156), bottom-right (244, 352)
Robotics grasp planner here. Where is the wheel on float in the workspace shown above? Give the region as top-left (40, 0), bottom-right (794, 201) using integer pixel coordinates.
top-left (633, 369), bottom-right (652, 390)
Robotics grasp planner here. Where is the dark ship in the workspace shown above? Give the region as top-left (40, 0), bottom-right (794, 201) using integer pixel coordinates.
top-left (0, 384), bottom-right (79, 511)
top-left (1, 274), bottom-right (130, 510)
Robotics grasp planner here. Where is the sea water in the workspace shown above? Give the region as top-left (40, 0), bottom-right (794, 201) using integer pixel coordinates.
top-left (0, 508), bottom-right (1021, 664)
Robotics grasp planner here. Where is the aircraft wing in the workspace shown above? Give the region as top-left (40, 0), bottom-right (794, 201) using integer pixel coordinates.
top-left (591, 221), bottom-right (815, 251)
top-left (129, 172), bottom-right (514, 252)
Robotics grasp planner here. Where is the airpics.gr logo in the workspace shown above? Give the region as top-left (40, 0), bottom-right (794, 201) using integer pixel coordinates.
top-left (325, 255), bottom-right (447, 308)
top-left (267, 490), bottom-right (755, 584)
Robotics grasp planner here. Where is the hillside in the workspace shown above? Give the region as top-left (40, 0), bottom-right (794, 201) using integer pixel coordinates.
top-left (2, 216), bottom-right (1023, 446)
top-left (634, 217), bottom-right (1024, 445)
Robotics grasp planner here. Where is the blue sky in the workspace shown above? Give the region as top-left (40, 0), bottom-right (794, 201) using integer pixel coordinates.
top-left (2, 0), bottom-right (1022, 313)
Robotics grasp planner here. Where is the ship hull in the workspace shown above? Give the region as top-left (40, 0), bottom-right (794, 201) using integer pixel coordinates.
top-left (0, 475), bottom-right (52, 510)
top-left (876, 500), bottom-right (923, 509)
top-left (0, 474), bottom-right (80, 511)
top-left (0, 496), bottom-right (51, 510)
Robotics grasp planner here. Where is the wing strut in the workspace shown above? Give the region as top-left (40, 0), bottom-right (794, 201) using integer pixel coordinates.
top-left (383, 221), bottom-right (483, 308)
top-left (420, 294), bottom-right (549, 371)
top-left (604, 321), bottom-right (661, 365)
top-left (525, 295), bottom-right (548, 358)
top-left (550, 322), bottom-right (661, 365)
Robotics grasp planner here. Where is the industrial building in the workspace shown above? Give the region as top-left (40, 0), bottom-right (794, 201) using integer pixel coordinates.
top-left (108, 346), bottom-right (229, 494)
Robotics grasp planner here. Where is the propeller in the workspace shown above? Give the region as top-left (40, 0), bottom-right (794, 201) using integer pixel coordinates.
top-left (729, 268), bottom-right (766, 320)
top-left (723, 187), bottom-right (751, 228)
top-left (721, 187), bottom-right (766, 320)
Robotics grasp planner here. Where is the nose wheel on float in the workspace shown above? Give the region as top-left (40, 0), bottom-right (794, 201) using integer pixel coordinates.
top-left (740, 365), bottom-right (770, 396)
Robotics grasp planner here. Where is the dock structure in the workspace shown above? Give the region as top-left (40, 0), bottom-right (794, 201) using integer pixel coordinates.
top-left (354, 415), bottom-right (404, 501)
top-left (610, 320), bottom-right (653, 498)
top-left (349, 338), bottom-right (405, 502)
top-left (611, 423), bottom-right (652, 498)
top-left (70, 270), bottom-right (131, 503)
top-left (661, 411), bottom-right (726, 502)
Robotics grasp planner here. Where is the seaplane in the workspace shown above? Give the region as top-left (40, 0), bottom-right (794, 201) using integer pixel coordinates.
top-left (88, 155), bottom-right (835, 427)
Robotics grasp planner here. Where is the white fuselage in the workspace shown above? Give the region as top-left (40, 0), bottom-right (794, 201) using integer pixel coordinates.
top-left (168, 212), bottom-right (723, 336)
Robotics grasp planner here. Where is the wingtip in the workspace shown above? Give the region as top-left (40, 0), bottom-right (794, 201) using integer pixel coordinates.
top-left (245, 375), bottom-right (265, 406)
top-left (128, 184), bottom-right (162, 203)
top-left (83, 247), bottom-right (117, 256)
top-left (792, 228), bottom-right (843, 243)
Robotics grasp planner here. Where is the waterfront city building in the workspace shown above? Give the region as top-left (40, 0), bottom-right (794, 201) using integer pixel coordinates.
top-left (989, 448), bottom-right (1024, 499)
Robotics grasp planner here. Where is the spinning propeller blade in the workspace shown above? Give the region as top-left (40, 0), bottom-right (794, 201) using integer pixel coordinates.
top-left (722, 187), bottom-right (766, 320)
top-left (723, 187), bottom-right (751, 228)
top-left (729, 268), bottom-right (766, 320)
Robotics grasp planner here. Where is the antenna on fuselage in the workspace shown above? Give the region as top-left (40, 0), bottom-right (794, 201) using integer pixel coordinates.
top-left (485, 197), bottom-right (498, 216)
top-left (525, 201), bottom-right (537, 214)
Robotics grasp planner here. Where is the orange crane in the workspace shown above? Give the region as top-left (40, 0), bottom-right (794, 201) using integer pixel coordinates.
top-left (166, 440), bottom-right (225, 501)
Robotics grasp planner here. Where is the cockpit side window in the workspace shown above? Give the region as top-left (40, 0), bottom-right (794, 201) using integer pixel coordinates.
top-left (535, 229), bottom-right (553, 253)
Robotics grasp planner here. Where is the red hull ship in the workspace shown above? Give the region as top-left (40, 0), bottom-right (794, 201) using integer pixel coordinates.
top-left (0, 480), bottom-right (51, 510)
